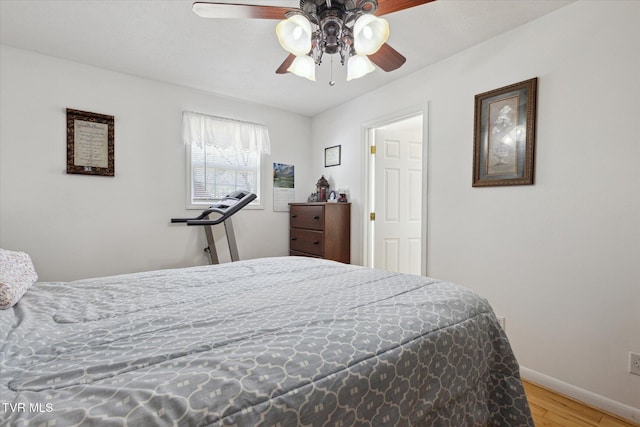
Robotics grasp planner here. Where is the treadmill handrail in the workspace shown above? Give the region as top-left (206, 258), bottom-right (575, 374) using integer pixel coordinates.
top-left (170, 191), bottom-right (257, 225)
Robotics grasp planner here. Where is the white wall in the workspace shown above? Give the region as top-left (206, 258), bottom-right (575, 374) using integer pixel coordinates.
top-left (312, 0), bottom-right (640, 419)
top-left (0, 46), bottom-right (313, 281)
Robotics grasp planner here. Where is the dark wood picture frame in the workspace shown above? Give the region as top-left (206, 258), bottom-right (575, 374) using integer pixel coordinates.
top-left (324, 145), bottom-right (341, 167)
top-left (66, 108), bottom-right (115, 176)
top-left (473, 78), bottom-right (537, 187)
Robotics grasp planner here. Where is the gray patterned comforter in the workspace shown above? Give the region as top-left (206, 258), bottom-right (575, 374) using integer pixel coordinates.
top-left (0, 257), bottom-right (532, 426)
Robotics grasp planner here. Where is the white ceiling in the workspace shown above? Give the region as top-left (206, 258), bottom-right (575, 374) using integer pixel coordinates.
top-left (0, 0), bottom-right (573, 116)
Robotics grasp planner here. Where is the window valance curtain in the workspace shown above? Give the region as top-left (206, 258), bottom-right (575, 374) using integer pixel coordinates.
top-left (182, 111), bottom-right (271, 155)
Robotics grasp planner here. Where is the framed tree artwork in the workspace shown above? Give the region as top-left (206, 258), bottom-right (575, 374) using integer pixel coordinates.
top-left (473, 78), bottom-right (537, 187)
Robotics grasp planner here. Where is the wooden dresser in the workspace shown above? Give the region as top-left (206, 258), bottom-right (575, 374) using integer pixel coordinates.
top-left (289, 202), bottom-right (351, 264)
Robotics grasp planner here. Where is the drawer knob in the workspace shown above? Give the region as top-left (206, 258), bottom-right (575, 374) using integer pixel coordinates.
top-left (291, 237), bottom-right (297, 241)
top-left (313, 215), bottom-right (320, 220)
top-left (292, 214), bottom-right (297, 218)
top-left (313, 240), bottom-right (320, 245)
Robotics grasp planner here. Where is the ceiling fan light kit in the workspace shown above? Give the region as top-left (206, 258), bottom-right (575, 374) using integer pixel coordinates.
top-left (274, 2), bottom-right (389, 82)
top-left (192, 0), bottom-right (435, 83)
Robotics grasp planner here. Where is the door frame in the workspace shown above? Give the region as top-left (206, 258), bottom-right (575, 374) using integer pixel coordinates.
top-left (361, 104), bottom-right (429, 275)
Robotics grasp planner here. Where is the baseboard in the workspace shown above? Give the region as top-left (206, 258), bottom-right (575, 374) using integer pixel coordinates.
top-left (520, 366), bottom-right (640, 425)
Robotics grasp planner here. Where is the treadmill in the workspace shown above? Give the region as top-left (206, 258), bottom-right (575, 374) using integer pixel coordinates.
top-left (171, 191), bottom-right (256, 264)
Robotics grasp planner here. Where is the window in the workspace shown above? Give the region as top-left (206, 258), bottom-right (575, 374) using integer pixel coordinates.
top-left (183, 112), bottom-right (270, 209)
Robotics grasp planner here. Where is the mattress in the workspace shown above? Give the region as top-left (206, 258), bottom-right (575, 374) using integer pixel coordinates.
top-left (0, 256), bottom-right (533, 426)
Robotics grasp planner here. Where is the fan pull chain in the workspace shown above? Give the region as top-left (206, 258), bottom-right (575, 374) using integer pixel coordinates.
top-left (329, 55), bottom-right (336, 86)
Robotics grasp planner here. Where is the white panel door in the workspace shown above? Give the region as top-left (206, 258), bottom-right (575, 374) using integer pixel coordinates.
top-left (374, 125), bottom-right (422, 275)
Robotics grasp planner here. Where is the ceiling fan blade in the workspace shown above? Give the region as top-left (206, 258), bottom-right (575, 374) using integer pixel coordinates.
top-left (275, 54), bottom-right (296, 74)
top-left (370, 0), bottom-right (436, 16)
top-left (368, 43), bottom-right (406, 72)
top-left (192, 2), bottom-right (298, 19)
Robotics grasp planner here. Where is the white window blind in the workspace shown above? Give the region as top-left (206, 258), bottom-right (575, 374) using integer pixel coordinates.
top-left (183, 112), bottom-right (270, 208)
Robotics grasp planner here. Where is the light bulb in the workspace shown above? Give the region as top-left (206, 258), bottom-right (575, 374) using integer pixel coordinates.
top-left (287, 55), bottom-right (316, 81)
top-left (347, 55), bottom-right (375, 81)
top-left (353, 14), bottom-right (389, 55)
top-left (276, 15), bottom-right (312, 56)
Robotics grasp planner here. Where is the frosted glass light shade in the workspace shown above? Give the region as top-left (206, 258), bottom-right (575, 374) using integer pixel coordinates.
top-left (288, 55), bottom-right (316, 81)
top-left (276, 15), bottom-right (312, 56)
top-left (347, 55), bottom-right (375, 81)
top-left (353, 14), bottom-right (389, 55)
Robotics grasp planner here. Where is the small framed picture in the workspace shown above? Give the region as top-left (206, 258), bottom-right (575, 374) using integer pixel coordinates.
top-left (324, 145), bottom-right (341, 167)
top-left (473, 78), bottom-right (537, 187)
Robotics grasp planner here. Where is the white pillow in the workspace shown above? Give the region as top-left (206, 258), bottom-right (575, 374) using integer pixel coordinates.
top-left (0, 248), bottom-right (38, 309)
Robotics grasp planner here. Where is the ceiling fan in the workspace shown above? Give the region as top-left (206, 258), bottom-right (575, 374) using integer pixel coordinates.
top-left (192, 0), bottom-right (436, 82)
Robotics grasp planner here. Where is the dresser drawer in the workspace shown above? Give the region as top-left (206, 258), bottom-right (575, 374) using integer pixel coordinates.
top-left (289, 249), bottom-right (322, 258)
top-left (290, 205), bottom-right (324, 231)
top-left (290, 229), bottom-right (324, 256)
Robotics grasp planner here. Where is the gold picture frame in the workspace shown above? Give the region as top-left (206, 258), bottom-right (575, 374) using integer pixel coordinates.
top-left (473, 78), bottom-right (537, 187)
top-left (66, 108), bottom-right (114, 176)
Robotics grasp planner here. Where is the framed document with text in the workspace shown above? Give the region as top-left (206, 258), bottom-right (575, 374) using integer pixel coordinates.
top-left (324, 145), bottom-right (341, 167)
top-left (66, 109), bottom-right (114, 176)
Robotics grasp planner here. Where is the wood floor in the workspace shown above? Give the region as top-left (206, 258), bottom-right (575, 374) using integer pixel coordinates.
top-left (523, 380), bottom-right (639, 427)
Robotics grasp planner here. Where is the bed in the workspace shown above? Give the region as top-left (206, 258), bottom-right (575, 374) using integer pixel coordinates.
top-left (0, 255), bottom-right (533, 426)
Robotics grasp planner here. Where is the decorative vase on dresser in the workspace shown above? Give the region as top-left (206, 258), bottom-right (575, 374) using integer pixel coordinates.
top-left (289, 202), bottom-right (351, 264)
